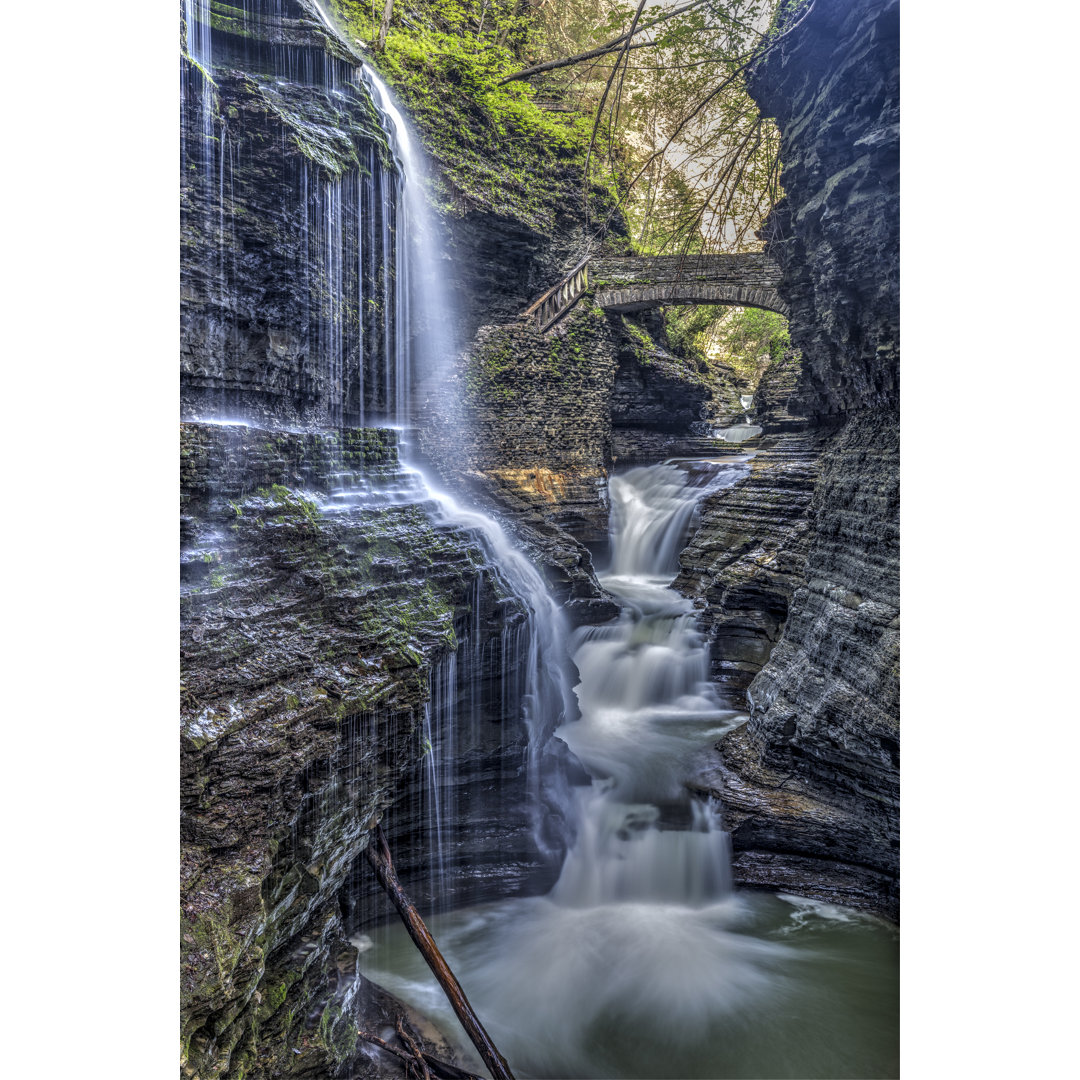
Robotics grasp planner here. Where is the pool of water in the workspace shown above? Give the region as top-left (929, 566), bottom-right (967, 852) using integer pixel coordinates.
top-left (354, 889), bottom-right (898, 1079)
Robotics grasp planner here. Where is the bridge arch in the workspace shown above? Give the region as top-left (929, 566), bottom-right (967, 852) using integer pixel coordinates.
top-left (524, 252), bottom-right (787, 331)
top-left (594, 282), bottom-right (788, 318)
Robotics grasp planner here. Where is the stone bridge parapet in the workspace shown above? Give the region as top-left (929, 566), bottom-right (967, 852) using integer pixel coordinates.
top-left (590, 252), bottom-right (787, 317)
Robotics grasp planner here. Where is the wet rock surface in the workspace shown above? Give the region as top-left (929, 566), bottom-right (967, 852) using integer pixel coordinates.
top-left (688, 0), bottom-right (900, 918)
top-left (675, 426), bottom-right (831, 707)
top-left (181, 2), bottom-right (400, 428)
top-left (180, 422), bottom-right (554, 1078)
top-left (751, 0), bottom-right (900, 420)
top-left (419, 302), bottom-right (743, 565)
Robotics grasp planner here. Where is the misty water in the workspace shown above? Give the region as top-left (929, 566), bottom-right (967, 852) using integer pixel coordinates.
top-left (355, 462), bottom-right (899, 1080)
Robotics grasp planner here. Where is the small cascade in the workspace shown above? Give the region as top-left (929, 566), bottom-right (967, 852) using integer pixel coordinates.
top-left (713, 422), bottom-right (764, 442)
top-left (357, 460), bottom-right (899, 1079)
top-left (553, 461), bottom-right (748, 911)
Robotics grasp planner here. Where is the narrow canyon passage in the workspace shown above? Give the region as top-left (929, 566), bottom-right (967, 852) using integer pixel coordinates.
top-left (179, 4), bottom-right (900, 1076)
top-left (353, 462), bottom-right (898, 1080)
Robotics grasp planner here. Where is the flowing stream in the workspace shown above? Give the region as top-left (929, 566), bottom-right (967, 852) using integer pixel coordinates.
top-left (355, 461), bottom-right (899, 1079)
top-left (185, 8), bottom-right (897, 1072)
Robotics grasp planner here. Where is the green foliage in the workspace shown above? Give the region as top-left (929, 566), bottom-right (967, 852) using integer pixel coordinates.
top-left (666, 303), bottom-right (790, 386)
top-left (325, 0), bottom-right (625, 228)
top-left (529, 0), bottom-right (797, 253)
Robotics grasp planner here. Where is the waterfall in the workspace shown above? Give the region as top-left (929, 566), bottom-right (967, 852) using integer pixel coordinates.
top-left (181, 2), bottom-right (407, 426)
top-left (287, 17), bottom-right (576, 903)
top-left (182, 1), bottom-right (574, 903)
top-left (553, 462), bottom-right (747, 909)
top-left (359, 65), bottom-right (460, 434)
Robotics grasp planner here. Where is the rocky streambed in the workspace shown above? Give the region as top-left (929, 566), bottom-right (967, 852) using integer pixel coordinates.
top-left (178, 0), bottom-right (901, 1075)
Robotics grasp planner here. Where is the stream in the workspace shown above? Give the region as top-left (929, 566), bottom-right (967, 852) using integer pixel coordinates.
top-left (179, 5), bottom-right (899, 1078)
top-left (354, 460), bottom-right (899, 1080)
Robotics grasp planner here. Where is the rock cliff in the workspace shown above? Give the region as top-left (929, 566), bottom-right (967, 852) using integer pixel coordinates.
top-left (180, 423), bottom-right (563, 1078)
top-left (178, 6), bottom-right (583, 1073)
top-left (181, 1), bottom-right (408, 428)
top-left (684, 0), bottom-right (900, 918)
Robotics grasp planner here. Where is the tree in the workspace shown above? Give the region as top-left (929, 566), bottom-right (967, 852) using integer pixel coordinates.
top-left (521, 0), bottom-right (815, 253)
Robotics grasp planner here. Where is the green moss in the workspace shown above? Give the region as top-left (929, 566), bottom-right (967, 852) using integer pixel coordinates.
top-left (250, 484), bottom-right (322, 527)
top-left (465, 334), bottom-right (519, 403)
top-left (184, 903), bottom-right (253, 990)
top-left (325, 0), bottom-right (625, 228)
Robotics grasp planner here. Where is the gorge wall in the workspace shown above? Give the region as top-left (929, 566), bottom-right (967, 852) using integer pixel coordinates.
top-left (181, 1), bottom-right (411, 428)
top-left (684, 0), bottom-right (900, 918)
top-left (179, 1), bottom-right (901, 1075)
top-left (180, 423), bottom-right (572, 1078)
top-left (179, 6), bottom-right (576, 1077)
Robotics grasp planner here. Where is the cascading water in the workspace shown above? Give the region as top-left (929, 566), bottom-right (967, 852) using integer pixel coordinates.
top-left (295, 6), bottom-right (577, 911)
top-left (183, 9), bottom-right (896, 1075)
top-left (551, 462), bottom-right (746, 912)
top-left (359, 64), bottom-right (459, 435)
top-left (181, 2), bottom-right (410, 426)
top-left (183, 0), bottom-right (574, 903)
top-left (358, 460), bottom-right (899, 1079)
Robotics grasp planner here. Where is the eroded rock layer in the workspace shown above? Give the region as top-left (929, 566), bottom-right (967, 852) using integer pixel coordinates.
top-left (180, 422), bottom-right (551, 1078)
top-left (181, 2), bottom-right (401, 428)
top-left (684, 0), bottom-right (900, 918)
top-left (675, 428), bottom-right (830, 706)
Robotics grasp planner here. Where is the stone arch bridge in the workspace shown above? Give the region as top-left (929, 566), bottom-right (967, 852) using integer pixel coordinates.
top-left (525, 252), bottom-right (786, 333)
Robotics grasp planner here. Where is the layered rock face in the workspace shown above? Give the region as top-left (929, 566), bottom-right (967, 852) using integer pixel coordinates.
top-left (181, 2), bottom-right (403, 428)
top-left (675, 426), bottom-right (829, 706)
top-left (687, 0), bottom-right (900, 918)
top-left (420, 302), bottom-right (747, 543)
top-left (181, 423), bottom-right (561, 1078)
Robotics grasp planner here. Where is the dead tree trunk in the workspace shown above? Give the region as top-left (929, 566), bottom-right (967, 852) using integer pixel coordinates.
top-left (376, 0), bottom-right (394, 52)
top-left (364, 824), bottom-right (516, 1080)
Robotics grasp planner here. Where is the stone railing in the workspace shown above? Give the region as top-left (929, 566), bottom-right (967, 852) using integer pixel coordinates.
top-left (522, 256), bottom-right (591, 332)
top-left (523, 251), bottom-right (787, 332)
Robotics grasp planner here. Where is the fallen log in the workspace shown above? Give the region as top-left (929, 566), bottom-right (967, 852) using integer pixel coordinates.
top-left (364, 824), bottom-right (516, 1080)
top-left (396, 1015), bottom-right (433, 1080)
top-left (356, 1028), bottom-right (483, 1080)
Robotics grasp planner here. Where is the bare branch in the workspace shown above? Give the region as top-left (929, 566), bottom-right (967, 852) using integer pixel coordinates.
top-left (583, 0), bottom-right (648, 221)
top-left (376, 0), bottom-right (394, 52)
top-left (364, 824), bottom-right (516, 1080)
top-left (497, 0), bottom-right (708, 84)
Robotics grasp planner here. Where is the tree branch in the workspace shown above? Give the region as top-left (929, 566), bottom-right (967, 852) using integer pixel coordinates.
top-left (583, 0), bottom-right (648, 222)
top-left (497, 0), bottom-right (708, 84)
top-left (364, 824), bottom-right (516, 1080)
top-left (356, 1029), bottom-right (484, 1080)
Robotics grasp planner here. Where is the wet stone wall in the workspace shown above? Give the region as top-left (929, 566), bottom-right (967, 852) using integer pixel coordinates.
top-left (179, 421), bottom-right (555, 1078)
